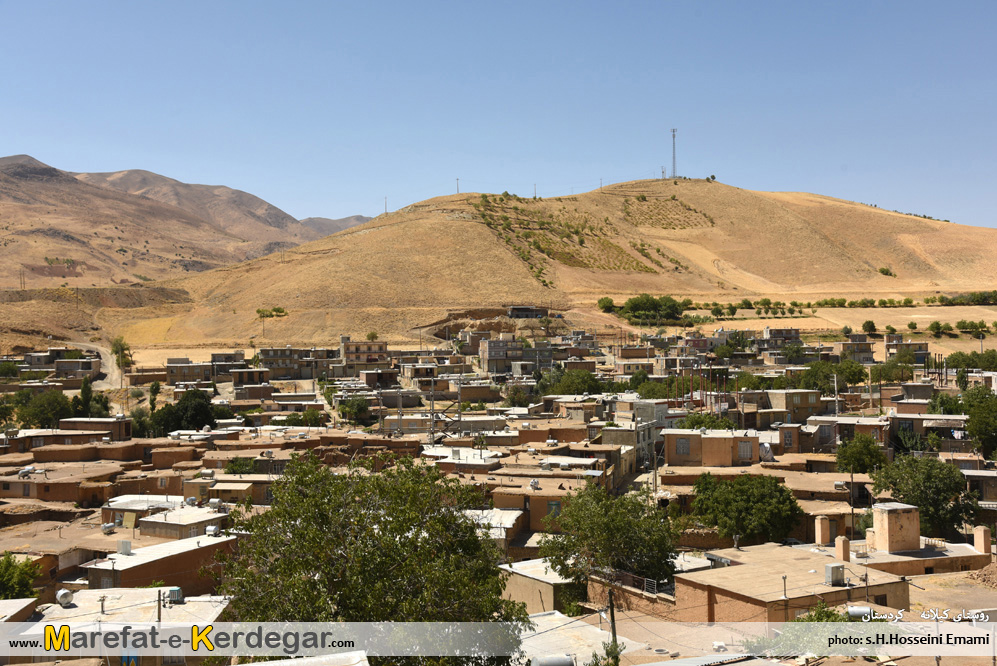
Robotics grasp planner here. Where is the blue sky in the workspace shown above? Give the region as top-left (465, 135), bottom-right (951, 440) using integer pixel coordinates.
top-left (2, 1), bottom-right (995, 225)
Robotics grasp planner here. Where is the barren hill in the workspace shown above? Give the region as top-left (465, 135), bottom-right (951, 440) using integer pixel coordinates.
top-left (299, 215), bottom-right (372, 236)
top-left (102, 178), bottom-right (997, 347)
top-left (74, 168), bottom-right (322, 251)
top-left (0, 154), bottom-right (252, 288)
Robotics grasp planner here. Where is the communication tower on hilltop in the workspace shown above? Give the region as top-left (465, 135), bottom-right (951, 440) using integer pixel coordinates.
top-left (671, 128), bottom-right (678, 179)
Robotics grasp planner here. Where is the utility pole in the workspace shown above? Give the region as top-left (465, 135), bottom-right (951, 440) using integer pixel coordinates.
top-left (384, 196), bottom-right (387, 214)
top-left (534, 183), bottom-right (537, 198)
top-left (429, 384), bottom-right (435, 443)
top-left (456, 178), bottom-right (459, 194)
top-left (608, 588), bottom-right (619, 666)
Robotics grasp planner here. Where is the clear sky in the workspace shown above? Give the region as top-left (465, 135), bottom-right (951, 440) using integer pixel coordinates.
top-left (2, 1), bottom-right (995, 226)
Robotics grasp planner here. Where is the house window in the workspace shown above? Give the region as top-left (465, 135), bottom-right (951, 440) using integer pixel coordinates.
top-left (547, 501), bottom-right (561, 517)
top-left (2, 483), bottom-right (8, 491)
top-left (159, 478), bottom-right (167, 489)
top-left (783, 430), bottom-right (793, 449)
top-left (898, 420), bottom-right (914, 433)
top-left (793, 394), bottom-right (801, 405)
top-left (21, 484), bottom-right (29, 497)
top-left (676, 438), bottom-right (690, 456)
top-left (738, 441), bottom-right (752, 460)
top-left (809, 394), bottom-right (816, 404)
top-left (818, 425), bottom-right (832, 440)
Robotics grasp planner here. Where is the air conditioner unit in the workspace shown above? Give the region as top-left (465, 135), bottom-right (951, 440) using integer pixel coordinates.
top-left (117, 540), bottom-right (132, 556)
top-left (167, 587), bottom-right (184, 604)
top-left (825, 563), bottom-right (845, 587)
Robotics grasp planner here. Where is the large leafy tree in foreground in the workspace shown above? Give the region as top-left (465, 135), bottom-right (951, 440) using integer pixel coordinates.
top-left (218, 453), bottom-right (528, 627)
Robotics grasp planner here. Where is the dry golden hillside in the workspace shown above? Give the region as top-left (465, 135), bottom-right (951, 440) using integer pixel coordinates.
top-left (98, 178), bottom-right (997, 347)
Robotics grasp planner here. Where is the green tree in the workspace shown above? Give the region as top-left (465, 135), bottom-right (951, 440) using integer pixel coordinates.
top-left (216, 453), bottom-right (529, 634)
top-left (861, 320), bottom-right (877, 335)
top-left (584, 640), bottom-right (625, 666)
top-left (366, 331), bottom-right (378, 342)
top-left (337, 396), bottom-right (370, 423)
top-left (793, 600), bottom-right (851, 622)
top-left (150, 403), bottom-right (181, 436)
top-left (211, 404), bottom-right (235, 421)
top-left (871, 456), bottom-right (978, 538)
top-left (110, 336), bottom-right (131, 369)
top-left (628, 368), bottom-right (649, 390)
top-left (841, 325), bottom-right (853, 336)
top-left (0, 551), bottom-right (39, 599)
top-left (907, 321), bottom-right (918, 331)
top-left (725, 303), bottom-right (738, 318)
top-left (956, 367), bottom-right (969, 391)
top-left (149, 381), bottom-right (161, 412)
top-left (72, 376), bottom-right (93, 417)
top-left (677, 412), bottom-right (735, 430)
top-left (836, 433), bottom-right (887, 474)
top-left (693, 473), bottom-right (803, 542)
top-left (928, 320), bottom-right (943, 337)
top-left (597, 297), bottom-right (615, 313)
top-left (18, 390), bottom-right (72, 428)
top-left (130, 407), bottom-right (151, 438)
top-left (966, 390), bottom-right (997, 458)
top-left (0, 362), bottom-right (17, 378)
top-left (175, 390), bottom-right (216, 430)
top-left (503, 385), bottom-right (532, 408)
top-left (781, 342), bottom-right (805, 363)
top-left (302, 407), bottom-right (323, 427)
top-left (539, 484), bottom-right (677, 584)
top-left (225, 457), bottom-right (256, 474)
top-left (549, 369), bottom-right (603, 395)
top-left (710, 305), bottom-right (724, 319)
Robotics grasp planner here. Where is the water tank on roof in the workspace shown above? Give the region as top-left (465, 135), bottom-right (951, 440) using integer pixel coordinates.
top-left (56, 589), bottom-right (74, 608)
top-left (101, 523), bottom-right (116, 535)
top-left (532, 656), bottom-right (574, 666)
top-left (205, 525), bottom-right (220, 537)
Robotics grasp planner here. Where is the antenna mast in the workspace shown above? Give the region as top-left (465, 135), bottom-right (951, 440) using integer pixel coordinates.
top-left (671, 128), bottom-right (678, 179)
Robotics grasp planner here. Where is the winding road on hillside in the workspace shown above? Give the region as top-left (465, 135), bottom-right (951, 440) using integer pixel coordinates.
top-left (73, 341), bottom-right (122, 390)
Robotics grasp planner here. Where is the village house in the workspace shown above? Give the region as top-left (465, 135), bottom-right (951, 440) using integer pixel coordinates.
top-left (662, 429), bottom-right (761, 467)
top-left (81, 535), bottom-right (236, 594)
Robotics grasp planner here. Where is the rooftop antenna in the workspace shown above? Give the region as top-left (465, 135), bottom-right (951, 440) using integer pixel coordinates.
top-left (671, 129), bottom-right (678, 179)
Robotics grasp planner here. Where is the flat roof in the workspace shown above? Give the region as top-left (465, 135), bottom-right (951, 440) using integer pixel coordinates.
top-left (675, 543), bottom-right (902, 602)
top-left (84, 535), bottom-right (236, 571)
top-left (139, 506), bottom-right (225, 526)
top-left (500, 558), bottom-right (571, 585)
top-left (30, 587), bottom-right (227, 623)
top-left (106, 495), bottom-right (185, 512)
